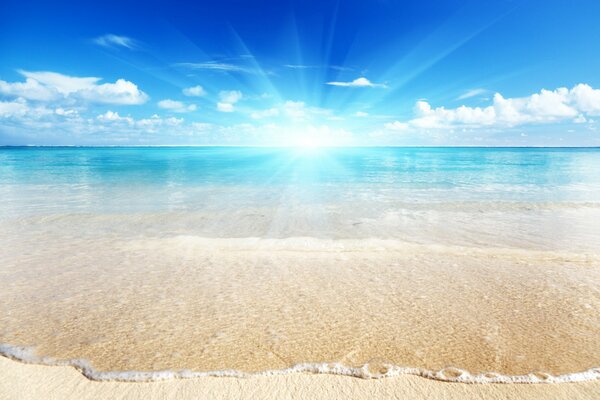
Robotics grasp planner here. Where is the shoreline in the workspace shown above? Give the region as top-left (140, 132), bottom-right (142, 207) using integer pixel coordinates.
top-left (2, 356), bottom-right (600, 400)
top-left (2, 343), bottom-right (599, 384)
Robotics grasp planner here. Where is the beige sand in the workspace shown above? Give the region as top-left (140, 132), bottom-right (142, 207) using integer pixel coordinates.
top-left (1, 356), bottom-right (599, 400)
top-left (1, 235), bottom-right (599, 377)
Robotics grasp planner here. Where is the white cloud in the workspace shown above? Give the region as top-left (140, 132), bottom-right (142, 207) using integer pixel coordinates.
top-left (326, 77), bottom-right (386, 88)
top-left (96, 111), bottom-right (133, 124)
top-left (456, 88), bottom-right (487, 100)
top-left (570, 83), bottom-right (600, 115)
top-left (217, 102), bottom-right (234, 112)
top-left (219, 90), bottom-right (242, 104)
top-left (54, 107), bottom-right (78, 117)
top-left (249, 101), bottom-right (332, 121)
top-left (136, 114), bottom-right (183, 131)
top-left (80, 78), bottom-right (148, 105)
top-left (0, 71), bottom-right (148, 105)
top-left (384, 121), bottom-right (409, 130)
top-left (217, 90), bottom-right (242, 112)
top-left (0, 98), bottom-right (52, 119)
top-left (182, 85), bottom-right (206, 97)
top-left (250, 107), bottom-right (279, 119)
top-left (0, 102), bottom-right (356, 145)
top-left (157, 99), bottom-right (197, 113)
top-left (0, 77), bottom-right (56, 101)
top-left (409, 100), bottom-right (496, 129)
top-left (402, 84), bottom-right (600, 129)
top-left (355, 111), bottom-right (368, 117)
top-left (283, 101), bottom-right (306, 119)
top-left (94, 34), bottom-right (137, 49)
top-left (0, 99), bottom-right (32, 118)
top-left (19, 71), bottom-right (99, 95)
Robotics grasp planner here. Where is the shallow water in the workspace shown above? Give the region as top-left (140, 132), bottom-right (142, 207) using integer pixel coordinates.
top-left (0, 147), bottom-right (599, 381)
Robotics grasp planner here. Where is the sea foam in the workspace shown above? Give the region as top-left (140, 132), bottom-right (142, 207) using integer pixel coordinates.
top-left (1, 343), bottom-right (599, 384)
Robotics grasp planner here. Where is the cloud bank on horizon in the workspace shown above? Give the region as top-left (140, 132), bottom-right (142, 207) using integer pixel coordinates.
top-left (1, 0), bottom-right (599, 146)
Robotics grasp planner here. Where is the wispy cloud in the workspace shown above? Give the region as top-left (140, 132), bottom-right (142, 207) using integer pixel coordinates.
top-left (175, 62), bottom-right (253, 74)
top-left (284, 64), bottom-right (354, 71)
top-left (93, 34), bottom-right (138, 50)
top-left (457, 88), bottom-right (488, 100)
top-left (283, 64), bottom-right (314, 69)
top-left (326, 77), bottom-right (386, 88)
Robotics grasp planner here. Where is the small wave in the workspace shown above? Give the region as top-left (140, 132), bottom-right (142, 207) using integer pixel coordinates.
top-left (1, 343), bottom-right (599, 384)
top-left (122, 236), bottom-right (598, 263)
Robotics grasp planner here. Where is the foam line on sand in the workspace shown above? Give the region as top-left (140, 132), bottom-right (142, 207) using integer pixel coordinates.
top-left (2, 342), bottom-right (600, 384)
top-left (2, 355), bottom-right (600, 400)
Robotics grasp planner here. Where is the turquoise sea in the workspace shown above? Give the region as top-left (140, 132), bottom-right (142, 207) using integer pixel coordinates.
top-left (1, 146), bottom-right (600, 250)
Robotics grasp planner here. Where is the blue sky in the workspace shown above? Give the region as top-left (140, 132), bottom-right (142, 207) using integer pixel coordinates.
top-left (1, 0), bottom-right (600, 146)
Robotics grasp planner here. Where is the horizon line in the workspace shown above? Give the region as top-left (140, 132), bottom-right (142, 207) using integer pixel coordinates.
top-left (1, 145), bottom-right (600, 149)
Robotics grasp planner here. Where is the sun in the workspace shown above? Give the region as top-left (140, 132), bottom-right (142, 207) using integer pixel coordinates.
top-left (296, 136), bottom-right (326, 148)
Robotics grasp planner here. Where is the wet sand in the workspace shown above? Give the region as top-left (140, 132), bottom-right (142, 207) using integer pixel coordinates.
top-left (2, 355), bottom-right (600, 400)
top-left (1, 233), bottom-right (599, 379)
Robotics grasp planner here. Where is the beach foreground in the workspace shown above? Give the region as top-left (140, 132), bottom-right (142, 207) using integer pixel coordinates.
top-left (2, 356), bottom-right (600, 400)
top-left (1, 235), bottom-right (599, 378)
top-left (1, 148), bottom-right (600, 397)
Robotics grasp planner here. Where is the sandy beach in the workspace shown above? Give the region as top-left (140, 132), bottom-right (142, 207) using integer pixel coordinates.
top-left (2, 148), bottom-right (600, 399)
top-left (1, 234), bottom-right (599, 377)
top-left (2, 355), bottom-right (600, 400)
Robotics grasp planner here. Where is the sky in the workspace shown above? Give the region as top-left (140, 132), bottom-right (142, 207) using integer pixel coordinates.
top-left (1, 0), bottom-right (600, 146)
